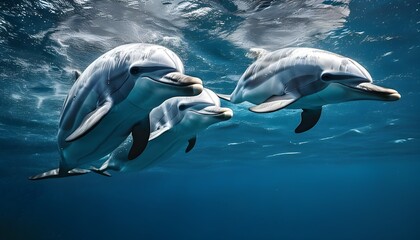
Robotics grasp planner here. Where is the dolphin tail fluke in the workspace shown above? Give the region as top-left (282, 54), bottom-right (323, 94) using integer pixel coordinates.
top-left (90, 167), bottom-right (112, 177)
top-left (74, 70), bottom-right (82, 81)
top-left (29, 168), bottom-right (90, 180)
top-left (216, 93), bottom-right (231, 102)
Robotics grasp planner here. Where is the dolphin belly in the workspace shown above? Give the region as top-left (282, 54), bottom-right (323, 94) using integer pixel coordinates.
top-left (105, 128), bottom-right (189, 172)
top-left (58, 102), bottom-right (147, 170)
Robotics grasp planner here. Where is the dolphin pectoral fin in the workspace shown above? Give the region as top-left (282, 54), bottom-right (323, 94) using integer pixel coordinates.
top-left (65, 101), bottom-right (112, 142)
top-left (29, 168), bottom-right (90, 180)
top-left (249, 95), bottom-right (298, 113)
top-left (185, 136), bottom-right (197, 153)
top-left (149, 125), bottom-right (171, 141)
top-left (295, 108), bottom-right (322, 133)
top-left (216, 93), bottom-right (231, 102)
top-left (128, 117), bottom-right (151, 160)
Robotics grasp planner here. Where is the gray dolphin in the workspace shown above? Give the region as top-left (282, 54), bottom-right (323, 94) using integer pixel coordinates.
top-left (30, 43), bottom-right (203, 180)
top-left (91, 88), bottom-right (233, 175)
top-left (218, 47), bottom-right (400, 133)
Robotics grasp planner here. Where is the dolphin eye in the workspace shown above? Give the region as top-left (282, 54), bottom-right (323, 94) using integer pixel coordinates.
top-left (130, 66), bottom-right (141, 75)
top-left (321, 73), bottom-right (335, 81)
top-left (178, 104), bottom-right (187, 111)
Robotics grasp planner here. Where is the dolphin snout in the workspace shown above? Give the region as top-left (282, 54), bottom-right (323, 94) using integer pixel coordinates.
top-left (385, 90), bottom-right (401, 101)
top-left (163, 72), bottom-right (203, 95)
top-left (219, 107), bottom-right (234, 119)
top-left (198, 106), bottom-right (233, 120)
top-left (211, 107), bottom-right (233, 120)
top-left (357, 83), bottom-right (401, 101)
top-left (376, 86), bottom-right (401, 101)
top-left (163, 72), bottom-right (202, 85)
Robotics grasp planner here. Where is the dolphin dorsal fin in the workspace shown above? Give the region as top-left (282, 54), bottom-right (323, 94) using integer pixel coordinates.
top-left (74, 70), bottom-right (82, 81)
top-left (65, 101), bottom-right (112, 142)
top-left (249, 94), bottom-right (299, 113)
top-left (246, 48), bottom-right (270, 60)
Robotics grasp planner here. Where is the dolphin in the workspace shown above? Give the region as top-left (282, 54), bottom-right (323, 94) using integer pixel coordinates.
top-left (30, 43), bottom-right (203, 180)
top-left (218, 47), bottom-right (401, 133)
top-left (91, 88), bottom-right (233, 175)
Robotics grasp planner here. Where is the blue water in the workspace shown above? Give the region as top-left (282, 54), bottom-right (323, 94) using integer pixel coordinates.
top-left (1, 0), bottom-right (419, 239)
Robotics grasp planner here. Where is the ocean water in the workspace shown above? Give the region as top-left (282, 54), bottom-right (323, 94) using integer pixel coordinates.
top-left (1, 0), bottom-right (419, 239)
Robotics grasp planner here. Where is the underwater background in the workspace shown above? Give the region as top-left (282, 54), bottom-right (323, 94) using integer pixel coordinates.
top-left (1, 0), bottom-right (419, 239)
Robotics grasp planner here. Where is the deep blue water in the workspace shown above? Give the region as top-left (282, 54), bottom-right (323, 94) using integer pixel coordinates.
top-left (1, 0), bottom-right (419, 239)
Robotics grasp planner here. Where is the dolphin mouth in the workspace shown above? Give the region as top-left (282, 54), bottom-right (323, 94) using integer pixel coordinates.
top-left (152, 72), bottom-right (203, 87)
top-left (149, 72), bottom-right (203, 94)
top-left (343, 82), bottom-right (401, 101)
top-left (193, 106), bottom-right (233, 120)
top-left (161, 72), bottom-right (202, 86)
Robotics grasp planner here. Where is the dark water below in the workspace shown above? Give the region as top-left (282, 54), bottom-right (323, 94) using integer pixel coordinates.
top-left (1, 0), bottom-right (419, 239)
